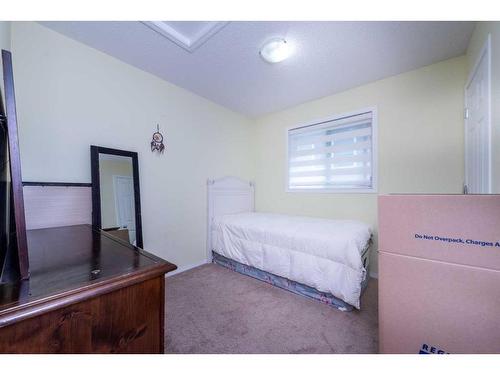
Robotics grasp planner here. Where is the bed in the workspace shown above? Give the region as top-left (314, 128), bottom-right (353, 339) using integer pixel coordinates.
top-left (207, 176), bottom-right (372, 311)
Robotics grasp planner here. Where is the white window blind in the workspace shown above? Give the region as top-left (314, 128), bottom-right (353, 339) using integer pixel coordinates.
top-left (287, 110), bottom-right (376, 191)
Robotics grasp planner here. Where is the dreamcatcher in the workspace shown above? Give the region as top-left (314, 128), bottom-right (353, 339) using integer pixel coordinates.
top-left (151, 124), bottom-right (165, 153)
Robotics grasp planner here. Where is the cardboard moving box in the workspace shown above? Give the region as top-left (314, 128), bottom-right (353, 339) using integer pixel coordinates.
top-left (378, 194), bottom-right (500, 354)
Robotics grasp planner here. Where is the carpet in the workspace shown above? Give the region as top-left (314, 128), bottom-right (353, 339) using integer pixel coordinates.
top-left (165, 263), bottom-right (378, 354)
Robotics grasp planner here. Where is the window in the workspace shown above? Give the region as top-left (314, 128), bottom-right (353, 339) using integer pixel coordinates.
top-left (287, 109), bottom-right (377, 192)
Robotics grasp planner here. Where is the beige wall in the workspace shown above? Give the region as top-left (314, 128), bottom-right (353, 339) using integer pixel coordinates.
top-left (467, 22), bottom-right (500, 193)
top-left (99, 158), bottom-right (133, 228)
top-left (253, 56), bottom-right (467, 274)
top-left (11, 22), bottom-right (254, 269)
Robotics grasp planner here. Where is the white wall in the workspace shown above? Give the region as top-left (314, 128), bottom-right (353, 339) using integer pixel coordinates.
top-left (466, 22), bottom-right (500, 193)
top-left (11, 22), bottom-right (254, 269)
top-left (0, 22), bottom-right (11, 100)
top-left (10, 21), bottom-right (469, 276)
top-left (253, 56), bottom-right (467, 274)
top-left (0, 21), bottom-right (12, 234)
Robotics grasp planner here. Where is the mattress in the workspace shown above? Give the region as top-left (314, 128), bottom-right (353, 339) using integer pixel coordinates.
top-left (211, 212), bottom-right (372, 309)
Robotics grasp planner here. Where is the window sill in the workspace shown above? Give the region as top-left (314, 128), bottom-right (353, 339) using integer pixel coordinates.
top-left (286, 188), bottom-right (378, 194)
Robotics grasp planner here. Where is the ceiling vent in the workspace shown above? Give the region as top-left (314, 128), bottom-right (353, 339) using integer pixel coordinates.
top-left (142, 21), bottom-right (228, 52)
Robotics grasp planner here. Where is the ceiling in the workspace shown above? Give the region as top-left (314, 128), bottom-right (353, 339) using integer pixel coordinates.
top-left (40, 21), bottom-right (475, 117)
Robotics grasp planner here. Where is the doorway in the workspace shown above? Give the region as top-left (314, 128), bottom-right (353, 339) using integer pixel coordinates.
top-left (465, 34), bottom-right (491, 194)
top-left (113, 175), bottom-right (136, 245)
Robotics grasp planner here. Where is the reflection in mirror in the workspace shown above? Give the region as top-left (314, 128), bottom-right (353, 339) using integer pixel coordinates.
top-left (90, 146), bottom-right (143, 248)
top-left (99, 154), bottom-right (136, 245)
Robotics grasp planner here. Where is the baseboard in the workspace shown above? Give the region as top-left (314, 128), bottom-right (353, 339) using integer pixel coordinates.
top-left (369, 271), bottom-right (378, 279)
top-left (166, 259), bottom-right (209, 277)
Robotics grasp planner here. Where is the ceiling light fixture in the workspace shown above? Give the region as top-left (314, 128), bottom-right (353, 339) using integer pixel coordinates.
top-left (259, 38), bottom-right (293, 64)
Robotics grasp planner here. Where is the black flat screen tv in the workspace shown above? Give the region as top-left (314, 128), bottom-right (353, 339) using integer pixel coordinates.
top-left (0, 88), bottom-right (11, 281)
top-left (0, 49), bottom-right (29, 283)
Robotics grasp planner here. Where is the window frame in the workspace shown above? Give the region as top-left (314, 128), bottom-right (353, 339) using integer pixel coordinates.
top-left (285, 107), bottom-right (378, 194)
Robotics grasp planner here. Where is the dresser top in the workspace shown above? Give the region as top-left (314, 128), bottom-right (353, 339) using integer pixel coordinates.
top-left (0, 225), bottom-right (176, 317)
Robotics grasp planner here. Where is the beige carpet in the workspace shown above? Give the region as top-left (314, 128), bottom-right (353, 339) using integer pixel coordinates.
top-left (165, 263), bottom-right (378, 354)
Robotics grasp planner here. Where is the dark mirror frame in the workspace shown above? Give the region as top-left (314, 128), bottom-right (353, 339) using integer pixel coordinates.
top-left (90, 145), bottom-right (143, 249)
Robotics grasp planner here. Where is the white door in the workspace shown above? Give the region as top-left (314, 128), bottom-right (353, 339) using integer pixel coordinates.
top-left (113, 175), bottom-right (136, 244)
top-left (465, 35), bottom-right (491, 194)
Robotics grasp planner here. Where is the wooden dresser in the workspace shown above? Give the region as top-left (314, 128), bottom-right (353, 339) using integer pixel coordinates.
top-left (0, 225), bottom-right (176, 353)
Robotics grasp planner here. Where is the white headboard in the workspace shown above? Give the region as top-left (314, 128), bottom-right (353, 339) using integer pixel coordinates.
top-left (206, 176), bottom-right (254, 261)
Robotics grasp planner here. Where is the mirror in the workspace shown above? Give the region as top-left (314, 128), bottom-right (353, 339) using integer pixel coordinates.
top-left (90, 146), bottom-right (143, 248)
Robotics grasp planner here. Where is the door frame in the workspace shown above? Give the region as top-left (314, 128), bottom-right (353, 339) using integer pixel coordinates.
top-left (464, 33), bottom-right (492, 194)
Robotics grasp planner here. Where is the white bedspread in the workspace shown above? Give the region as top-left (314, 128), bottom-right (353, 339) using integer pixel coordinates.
top-left (211, 212), bottom-right (372, 309)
